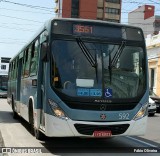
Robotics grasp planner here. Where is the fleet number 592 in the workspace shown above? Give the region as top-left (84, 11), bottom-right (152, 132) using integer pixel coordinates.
top-left (119, 113), bottom-right (130, 120)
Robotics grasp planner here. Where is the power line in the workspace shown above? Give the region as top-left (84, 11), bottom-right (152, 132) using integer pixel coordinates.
top-left (0, 14), bottom-right (43, 23)
top-left (1, 22), bottom-right (39, 27)
top-left (2, 0), bottom-right (159, 14)
top-left (0, 41), bottom-right (26, 45)
top-left (0, 1), bottom-right (159, 23)
top-left (0, 25), bottom-right (35, 32)
top-left (1, 37), bottom-right (27, 42)
top-left (148, 0), bottom-right (160, 5)
top-left (1, 0), bottom-right (54, 12)
top-left (0, 7), bottom-right (54, 15)
top-left (2, 6), bottom-right (160, 15)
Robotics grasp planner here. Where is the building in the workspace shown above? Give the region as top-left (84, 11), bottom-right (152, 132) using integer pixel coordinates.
top-left (55, 0), bottom-right (122, 23)
top-left (146, 32), bottom-right (160, 95)
top-left (0, 57), bottom-right (10, 75)
top-left (128, 5), bottom-right (160, 37)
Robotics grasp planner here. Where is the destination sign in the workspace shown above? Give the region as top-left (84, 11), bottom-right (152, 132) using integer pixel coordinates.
top-left (52, 20), bottom-right (143, 41)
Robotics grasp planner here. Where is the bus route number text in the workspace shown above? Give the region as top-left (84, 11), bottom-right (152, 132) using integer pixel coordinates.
top-left (73, 25), bottom-right (93, 34)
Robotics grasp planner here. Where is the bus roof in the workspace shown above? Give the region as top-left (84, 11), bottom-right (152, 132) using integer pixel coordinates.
top-left (52, 17), bottom-right (142, 30)
top-left (10, 18), bottom-right (143, 62)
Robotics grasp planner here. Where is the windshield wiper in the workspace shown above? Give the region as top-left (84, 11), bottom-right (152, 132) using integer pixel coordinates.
top-left (111, 41), bottom-right (126, 66)
top-left (108, 41), bottom-right (126, 84)
top-left (76, 38), bottom-right (98, 82)
top-left (76, 38), bottom-right (96, 68)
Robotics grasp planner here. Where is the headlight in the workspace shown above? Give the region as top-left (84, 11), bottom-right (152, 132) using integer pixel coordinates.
top-left (133, 103), bottom-right (148, 121)
top-left (48, 99), bottom-right (69, 120)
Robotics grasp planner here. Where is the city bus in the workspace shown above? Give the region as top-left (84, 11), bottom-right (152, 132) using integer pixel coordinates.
top-left (0, 57), bottom-right (10, 98)
top-left (0, 74), bottom-right (8, 98)
top-left (7, 18), bottom-right (149, 139)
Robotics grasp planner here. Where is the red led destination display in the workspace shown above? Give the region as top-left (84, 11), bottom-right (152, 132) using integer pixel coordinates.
top-left (73, 24), bottom-right (93, 35)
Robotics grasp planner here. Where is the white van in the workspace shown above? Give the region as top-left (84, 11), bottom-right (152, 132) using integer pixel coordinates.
top-left (148, 97), bottom-right (157, 116)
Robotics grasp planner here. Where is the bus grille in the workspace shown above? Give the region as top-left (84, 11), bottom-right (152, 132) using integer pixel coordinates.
top-left (65, 101), bottom-right (136, 111)
top-left (74, 124), bottom-right (130, 135)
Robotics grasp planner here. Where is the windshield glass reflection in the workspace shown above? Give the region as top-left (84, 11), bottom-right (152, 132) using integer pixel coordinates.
top-left (51, 39), bottom-right (145, 99)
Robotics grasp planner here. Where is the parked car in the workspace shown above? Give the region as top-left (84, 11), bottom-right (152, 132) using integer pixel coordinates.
top-left (148, 97), bottom-right (157, 116)
top-left (149, 90), bottom-right (160, 113)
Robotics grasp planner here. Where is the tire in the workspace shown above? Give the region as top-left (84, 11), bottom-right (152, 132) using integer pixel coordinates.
top-left (12, 97), bottom-right (18, 119)
top-left (156, 108), bottom-right (160, 113)
top-left (148, 113), bottom-right (155, 116)
top-left (29, 100), bottom-right (45, 140)
top-left (34, 127), bottom-right (45, 140)
top-left (28, 100), bottom-right (34, 135)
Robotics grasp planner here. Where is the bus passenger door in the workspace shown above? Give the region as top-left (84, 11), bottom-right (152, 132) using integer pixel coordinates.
top-left (17, 58), bottom-right (23, 101)
top-left (38, 31), bottom-right (48, 131)
top-left (39, 61), bottom-right (46, 131)
top-left (16, 56), bottom-right (23, 114)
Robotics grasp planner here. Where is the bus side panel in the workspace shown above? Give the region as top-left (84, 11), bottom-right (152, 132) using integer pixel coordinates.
top-left (7, 79), bottom-right (17, 106)
top-left (19, 76), bottom-right (38, 122)
top-left (7, 80), bottom-right (12, 105)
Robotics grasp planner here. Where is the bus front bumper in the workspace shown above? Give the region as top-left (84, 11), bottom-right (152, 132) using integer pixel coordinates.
top-left (44, 114), bottom-right (147, 137)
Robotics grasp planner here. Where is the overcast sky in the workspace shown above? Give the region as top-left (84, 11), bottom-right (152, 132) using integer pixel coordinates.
top-left (0, 0), bottom-right (159, 58)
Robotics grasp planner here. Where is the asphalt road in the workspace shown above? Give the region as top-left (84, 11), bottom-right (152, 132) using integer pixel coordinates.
top-left (0, 98), bottom-right (160, 156)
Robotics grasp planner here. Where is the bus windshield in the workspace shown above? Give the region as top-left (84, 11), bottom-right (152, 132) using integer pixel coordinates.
top-left (51, 39), bottom-right (145, 99)
top-left (0, 75), bottom-right (8, 91)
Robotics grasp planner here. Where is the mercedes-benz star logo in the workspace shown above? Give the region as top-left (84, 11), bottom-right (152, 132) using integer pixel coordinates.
top-left (100, 114), bottom-right (106, 120)
top-left (100, 104), bottom-right (106, 111)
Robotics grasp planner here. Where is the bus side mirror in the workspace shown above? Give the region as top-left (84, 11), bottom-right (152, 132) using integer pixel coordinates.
top-left (41, 42), bottom-right (49, 62)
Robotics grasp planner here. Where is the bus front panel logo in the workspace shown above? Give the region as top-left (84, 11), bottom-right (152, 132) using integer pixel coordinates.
top-left (100, 104), bottom-right (106, 111)
top-left (100, 114), bottom-right (106, 120)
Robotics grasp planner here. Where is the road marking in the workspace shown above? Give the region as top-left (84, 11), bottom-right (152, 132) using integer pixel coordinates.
top-left (126, 136), bottom-right (160, 148)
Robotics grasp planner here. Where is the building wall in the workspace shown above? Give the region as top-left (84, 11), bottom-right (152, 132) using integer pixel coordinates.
top-left (146, 33), bottom-right (160, 95)
top-left (144, 5), bottom-right (155, 20)
top-left (55, 0), bottom-right (121, 23)
top-left (79, 0), bottom-right (97, 19)
top-left (128, 5), bottom-right (160, 37)
top-left (128, 5), bottom-right (155, 37)
top-left (62, 0), bottom-right (71, 18)
top-left (100, 0), bottom-right (121, 22)
top-left (154, 16), bottom-right (160, 34)
top-left (97, 0), bottom-right (104, 19)
top-left (157, 58), bottom-right (160, 95)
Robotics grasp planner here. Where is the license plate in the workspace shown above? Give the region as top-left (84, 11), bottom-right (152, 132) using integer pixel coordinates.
top-left (93, 131), bottom-right (112, 137)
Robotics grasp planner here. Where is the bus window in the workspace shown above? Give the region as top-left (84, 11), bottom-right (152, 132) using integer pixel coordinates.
top-left (11, 62), bottom-right (15, 80)
top-left (24, 47), bottom-right (31, 77)
top-left (30, 40), bottom-right (39, 76)
top-left (21, 54), bottom-right (25, 78)
top-left (10, 63), bottom-right (12, 80)
top-left (13, 59), bottom-right (18, 80)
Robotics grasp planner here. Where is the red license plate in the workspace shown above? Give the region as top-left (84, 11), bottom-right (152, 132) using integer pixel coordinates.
top-left (93, 131), bottom-right (112, 137)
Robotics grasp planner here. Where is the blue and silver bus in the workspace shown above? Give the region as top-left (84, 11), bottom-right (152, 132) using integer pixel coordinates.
top-left (7, 18), bottom-right (149, 139)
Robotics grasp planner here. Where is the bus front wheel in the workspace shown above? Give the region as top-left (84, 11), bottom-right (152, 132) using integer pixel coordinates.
top-left (29, 101), bottom-right (44, 140)
top-left (34, 128), bottom-right (44, 140)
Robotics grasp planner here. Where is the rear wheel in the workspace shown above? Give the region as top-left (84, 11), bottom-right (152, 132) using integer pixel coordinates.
top-left (29, 101), bottom-right (34, 135)
top-left (11, 97), bottom-right (18, 119)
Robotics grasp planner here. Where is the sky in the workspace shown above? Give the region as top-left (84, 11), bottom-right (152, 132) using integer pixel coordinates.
top-left (0, 0), bottom-right (160, 58)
